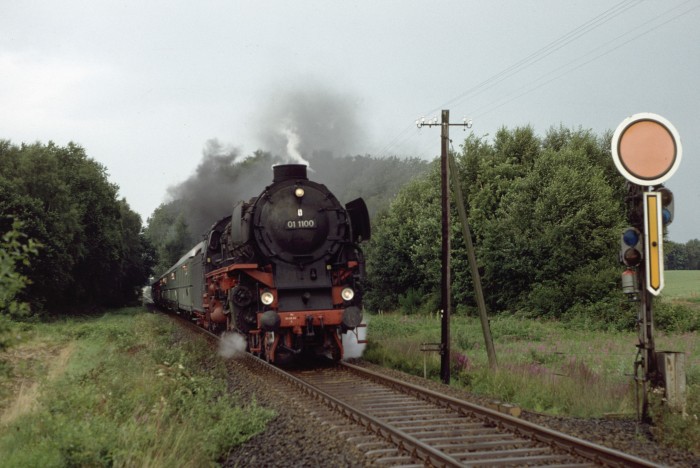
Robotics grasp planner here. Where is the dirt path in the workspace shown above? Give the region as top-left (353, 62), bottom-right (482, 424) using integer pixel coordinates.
top-left (0, 342), bottom-right (75, 425)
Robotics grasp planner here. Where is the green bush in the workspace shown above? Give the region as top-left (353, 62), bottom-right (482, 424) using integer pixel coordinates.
top-left (398, 288), bottom-right (423, 314)
top-left (562, 297), bottom-right (637, 332)
top-left (0, 220), bottom-right (40, 351)
top-left (653, 301), bottom-right (700, 333)
top-left (365, 127), bottom-right (626, 323)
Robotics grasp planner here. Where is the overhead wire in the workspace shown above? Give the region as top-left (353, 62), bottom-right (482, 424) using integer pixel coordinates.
top-left (469, 0), bottom-right (700, 120)
top-left (424, 0), bottom-right (641, 116)
top-left (374, 0), bottom-right (697, 160)
top-left (373, 0), bottom-right (642, 159)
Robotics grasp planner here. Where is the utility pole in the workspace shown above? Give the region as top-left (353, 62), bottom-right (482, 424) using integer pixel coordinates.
top-left (440, 110), bottom-right (450, 384)
top-left (417, 110), bottom-right (472, 384)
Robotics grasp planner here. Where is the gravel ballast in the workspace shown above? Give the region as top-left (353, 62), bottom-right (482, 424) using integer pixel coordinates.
top-left (220, 355), bottom-right (698, 467)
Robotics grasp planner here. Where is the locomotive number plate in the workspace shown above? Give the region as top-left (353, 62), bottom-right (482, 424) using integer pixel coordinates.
top-left (286, 219), bottom-right (316, 229)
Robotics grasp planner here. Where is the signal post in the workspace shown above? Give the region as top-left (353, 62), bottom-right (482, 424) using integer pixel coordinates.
top-left (611, 113), bottom-right (684, 421)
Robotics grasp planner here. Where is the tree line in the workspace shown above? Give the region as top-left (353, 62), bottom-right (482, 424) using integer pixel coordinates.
top-left (0, 141), bottom-right (155, 316)
top-left (3, 129), bottom-right (695, 328)
top-left (665, 240), bottom-right (700, 270)
top-left (364, 126), bottom-right (639, 327)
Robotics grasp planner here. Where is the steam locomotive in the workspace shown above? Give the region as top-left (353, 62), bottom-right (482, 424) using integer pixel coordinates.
top-left (151, 164), bottom-right (370, 363)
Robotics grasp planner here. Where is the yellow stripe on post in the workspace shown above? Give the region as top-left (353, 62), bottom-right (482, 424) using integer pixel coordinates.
top-left (644, 192), bottom-right (664, 295)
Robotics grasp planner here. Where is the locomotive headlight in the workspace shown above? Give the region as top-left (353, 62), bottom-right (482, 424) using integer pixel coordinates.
top-left (294, 187), bottom-right (305, 198)
top-left (260, 290), bottom-right (275, 305)
top-left (341, 287), bottom-right (355, 301)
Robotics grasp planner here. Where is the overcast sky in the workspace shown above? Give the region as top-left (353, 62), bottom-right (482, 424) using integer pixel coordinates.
top-left (2, 1), bottom-right (699, 242)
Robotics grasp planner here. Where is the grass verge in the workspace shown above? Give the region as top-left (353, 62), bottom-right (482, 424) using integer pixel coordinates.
top-left (0, 307), bottom-right (274, 467)
top-left (363, 312), bottom-right (699, 453)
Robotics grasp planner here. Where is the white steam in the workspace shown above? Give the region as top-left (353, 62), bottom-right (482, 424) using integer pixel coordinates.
top-left (255, 83), bottom-right (365, 163)
top-left (218, 332), bottom-right (248, 359)
top-left (281, 125), bottom-right (311, 166)
top-left (342, 319), bottom-right (368, 360)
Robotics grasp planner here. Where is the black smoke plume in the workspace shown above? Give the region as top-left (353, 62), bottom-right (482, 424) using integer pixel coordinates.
top-left (166, 140), bottom-right (279, 238)
top-left (164, 84), bottom-right (367, 239)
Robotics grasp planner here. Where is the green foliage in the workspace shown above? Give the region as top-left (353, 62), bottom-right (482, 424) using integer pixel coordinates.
top-left (145, 205), bottom-right (195, 277)
top-left (363, 313), bottom-right (655, 418)
top-left (397, 288), bottom-right (423, 314)
top-left (0, 140), bottom-right (152, 312)
top-left (666, 240), bottom-right (700, 270)
top-left (365, 126), bottom-right (627, 323)
top-left (561, 298), bottom-right (637, 332)
top-left (0, 220), bottom-right (40, 317)
top-left (364, 166), bottom-right (442, 311)
top-left (0, 308), bottom-right (274, 466)
top-left (0, 220), bottom-right (40, 351)
top-left (653, 301), bottom-right (700, 333)
top-left (649, 388), bottom-right (700, 453)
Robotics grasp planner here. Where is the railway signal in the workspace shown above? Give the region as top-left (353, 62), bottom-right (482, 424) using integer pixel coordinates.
top-left (611, 113), bottom-right (682, 296)
top-left (611, 112), bottom-right (683, 422)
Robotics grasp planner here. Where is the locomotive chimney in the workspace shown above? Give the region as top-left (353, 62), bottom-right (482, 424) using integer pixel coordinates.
top-left (273, 164), bottom-right (308, 183)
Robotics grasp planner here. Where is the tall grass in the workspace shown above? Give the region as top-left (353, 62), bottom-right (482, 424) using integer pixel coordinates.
top-left (0, 308), bottom-right (274, 467)
top-left (364, 314), bottom-right (644, 417)
top-left (363, 310), bottom-right (699, 453)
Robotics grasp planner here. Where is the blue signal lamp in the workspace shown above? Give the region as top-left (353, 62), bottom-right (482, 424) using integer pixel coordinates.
top-left (620, 227), bottom-right (643, 267)
top-left (657, 186), bottom-right (674, 226)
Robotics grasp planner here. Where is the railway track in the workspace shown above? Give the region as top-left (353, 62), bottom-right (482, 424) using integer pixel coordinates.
top-left (172, 316), bottom-right (659, 466)
top-left (247, 357), bottom-right (659, 467)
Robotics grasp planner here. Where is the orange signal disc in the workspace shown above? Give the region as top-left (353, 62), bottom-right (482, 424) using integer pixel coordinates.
top-left (611, 113), bottom-right (682, 186)
top-left (618, 120), bottom-right (676, 180)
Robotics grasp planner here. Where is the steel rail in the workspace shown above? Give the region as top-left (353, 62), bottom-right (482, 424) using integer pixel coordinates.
top-left (244, 354), bottom-right (464, 467)
top-left (340, 361), bottom-right (659, 468)
top-left (168, 314), bottom-right (659, 467)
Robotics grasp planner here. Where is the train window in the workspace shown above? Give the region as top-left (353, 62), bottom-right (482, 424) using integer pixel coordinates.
top-left (171, 272), bottom-right (176, 280)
